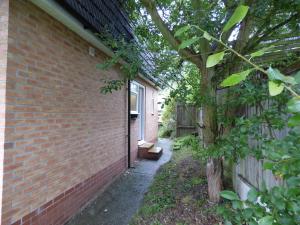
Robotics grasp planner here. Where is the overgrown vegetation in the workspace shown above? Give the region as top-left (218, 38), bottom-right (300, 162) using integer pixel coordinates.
top-left (158, 98), bottom-right (176, 138)
top-left (132, 0), bottom-right (300, 203)
top-left (97, 0), bottom-right (300, 224)
top-left (130, 137), bottom-right (219, 225)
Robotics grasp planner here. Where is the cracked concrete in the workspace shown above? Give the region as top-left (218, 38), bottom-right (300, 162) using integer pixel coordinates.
top-left (66, 138), bottom-right (172, 225)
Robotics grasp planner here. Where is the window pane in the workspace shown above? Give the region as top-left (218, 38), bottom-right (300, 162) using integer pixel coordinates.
top-left (131, 83), bottom-right (138, 93)
top-left (151, 98), bottom-right (154, 114)
top-left (131, 92), bottom-right (138, 112)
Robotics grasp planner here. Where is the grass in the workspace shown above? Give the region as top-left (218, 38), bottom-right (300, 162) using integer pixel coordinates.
top-left (130, 141), bottom-right (220, 225)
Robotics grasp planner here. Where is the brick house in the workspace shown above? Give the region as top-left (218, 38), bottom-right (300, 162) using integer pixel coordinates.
top-left (0, 0), bottom-right (159, 224)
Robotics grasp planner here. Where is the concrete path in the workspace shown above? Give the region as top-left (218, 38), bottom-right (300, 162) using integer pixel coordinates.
top-left (67, 138), bottom-right (172, 225)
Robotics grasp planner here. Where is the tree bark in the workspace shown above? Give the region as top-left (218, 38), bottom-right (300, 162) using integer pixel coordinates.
top-left (206, 158), bottom-right (223, 202)
top-left (199, 66), bottom-right (223, 203)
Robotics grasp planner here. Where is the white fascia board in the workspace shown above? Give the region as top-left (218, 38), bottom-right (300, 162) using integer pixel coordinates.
top-left (29, 0), bottom-right (114, 57)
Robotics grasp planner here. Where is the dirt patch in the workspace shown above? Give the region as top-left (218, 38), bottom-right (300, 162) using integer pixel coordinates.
top-left (130, 148), bottom-right (221, 225)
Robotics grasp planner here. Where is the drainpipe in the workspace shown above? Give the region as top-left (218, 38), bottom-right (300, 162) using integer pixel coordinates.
top-left (127, 80), bottom-right (131, 168)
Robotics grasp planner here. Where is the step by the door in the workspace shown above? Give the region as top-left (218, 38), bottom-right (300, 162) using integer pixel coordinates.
top-left (138, 142), bottom-right (154, 149)
top-left (148, 147), bottom-right (162, 154)
top-left (138, 145), bottom-right (163, 160)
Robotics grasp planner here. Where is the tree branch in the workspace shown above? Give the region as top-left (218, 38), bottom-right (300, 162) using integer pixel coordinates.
top-left (246, 12), bottom-right (299, 52)
top-left (140, 0), bottom-right (203, 68)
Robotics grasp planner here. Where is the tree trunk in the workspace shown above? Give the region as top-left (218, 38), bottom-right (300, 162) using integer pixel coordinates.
top-left (206, 158), bottom-right (223, 202)
top-left (199, 67), bottom-right (223, 203)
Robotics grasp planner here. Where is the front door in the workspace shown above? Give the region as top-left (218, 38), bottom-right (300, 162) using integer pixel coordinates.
top-left (138, 86), bottom-right (145, 141)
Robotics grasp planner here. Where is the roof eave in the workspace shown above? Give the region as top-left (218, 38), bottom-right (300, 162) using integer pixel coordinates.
top-left (29, 0), bottom-right (160, 90)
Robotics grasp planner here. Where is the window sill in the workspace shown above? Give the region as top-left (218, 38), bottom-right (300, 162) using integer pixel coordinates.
top-left (130, 112), bottom-right (139, 119)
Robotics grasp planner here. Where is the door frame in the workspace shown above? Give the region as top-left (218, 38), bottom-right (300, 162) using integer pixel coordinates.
top-left (131, 81), bottom-right (145, 141)
top-left (138, 84), bottom-right (145, 141)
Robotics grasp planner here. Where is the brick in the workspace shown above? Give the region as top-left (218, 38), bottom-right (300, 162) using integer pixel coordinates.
top-left (0, 0), bottom-right (158, 224)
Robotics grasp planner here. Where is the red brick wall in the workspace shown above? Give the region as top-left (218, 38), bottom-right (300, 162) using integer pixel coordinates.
top-left (2, 1), bottom-right (128, 224)
top-left (9, 156), bottom-right (126, 225)
top-left (0, 0), bottom-right (10, 222)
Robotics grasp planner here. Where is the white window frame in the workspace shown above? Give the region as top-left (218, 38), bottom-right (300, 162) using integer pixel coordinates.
top-left (130, 81), bottom-right (144, 114)
top-left (151, 91), bottom-right (155, 115)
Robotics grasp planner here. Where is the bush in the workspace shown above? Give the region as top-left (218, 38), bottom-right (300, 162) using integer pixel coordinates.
top-left (172, 135), bottom-right (199, 151)
top-left (159, 98), bottom-right (176, 138)
top-left (158, 126), bottom-right (173, 138)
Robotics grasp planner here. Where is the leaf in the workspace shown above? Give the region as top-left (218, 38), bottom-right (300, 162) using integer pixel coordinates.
top-left (284, 76), bottom-right (297, 85)
top-left (267, 67), bottom-right (296, 85)
top-left (287, 177), bottom-right (300, 187)
top-left (267, 67), bottom-right (285, 80)
top-left (206, 51), bottom-right (225, 68)
top-left (221, 69), bottom-right (252, 87)
top-left (263, 162), bottom-right (273, 170)
top-left (220, 190), bottom-right (239, 200)
top-left (174, 25), bottom-right (190, 37)
top-left (294, 71), bottom-right (300, 84)
top-left (288, 113), bottom-right (300, 127)
top-left (274, 199), bottom-right (285, 210)
top-left (258, 216), bottom-right (274, 225)
top-left (250, 46), bottom-right (274, 58)
top-left (178, 37), bottom-right (200, 49)
top-left (223, 5), bottom-right (249, 32)
top-left (268, 81), bottom-right (284, 96)
top-left (287, 98), bottom-right (300, 113)
top-left (224, 221), bottom-right (233, 225)
top-left (243, 208), bottom-right (254, 219)
top-left (232, 200), bottom-right (243, 209)
top-left (247, 188), bottom-right (258, 202)
top-left (203, 31), bottom-right (212, 41)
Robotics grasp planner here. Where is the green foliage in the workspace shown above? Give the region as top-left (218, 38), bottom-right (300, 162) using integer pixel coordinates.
top-left (220, 191), bottom-right (239, 201)
top-left (178, 37), bottom-right (200, 49)
top-left (222, 5), bottom-right (249, 32)
top-left (268, 81), bottom-right (284, 96)
top-left (250, 46), bottom-right (274, 59)
top-left (206, 51), bottom-right (225, 68)
top-left (159, 97), bottom-right (176, 138)
top-left (96, 34), bottom-right (142, 94)
top-left (172, 135), bottom-right (200, 151)
top-left (158, 126), bottom-right (173, 138)
top-left (174, 25), bottom-right (190, 37)
top-left (218, 173), bottom-right (300, 224)
top-left (194, 4), bottom-right (300, 224)
top-left (166, 63), bottom-right (201, 106)
top-left (221, 69), bottom-right (252, 87)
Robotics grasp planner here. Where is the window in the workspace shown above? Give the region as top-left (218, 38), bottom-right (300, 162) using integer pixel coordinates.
top-left (130, 83), bottom-right (139, 114)
top-left (151, 91), bottom-right (155, 115)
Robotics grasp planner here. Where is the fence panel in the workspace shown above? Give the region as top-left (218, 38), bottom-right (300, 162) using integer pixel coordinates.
top-left (176, 104), bottom-right (198, 137)
top-left (234, 101), bottom-right (287, 196)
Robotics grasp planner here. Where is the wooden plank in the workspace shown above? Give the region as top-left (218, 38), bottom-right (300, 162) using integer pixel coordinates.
top-left (148, 147), bottom-right (163, 154)
top-left (176, 104), bottom-right (198, 137)
top-left (139, 142), bottom-right (154, 149)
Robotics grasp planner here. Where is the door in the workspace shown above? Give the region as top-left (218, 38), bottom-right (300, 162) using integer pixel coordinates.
top-left (138, 86), bottom-right (145, 141)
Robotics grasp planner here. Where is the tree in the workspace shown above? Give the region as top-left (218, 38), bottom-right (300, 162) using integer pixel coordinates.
top-left (130, 0), bottom-right (299, 202)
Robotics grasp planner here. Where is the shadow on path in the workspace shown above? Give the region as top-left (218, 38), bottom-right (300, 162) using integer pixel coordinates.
top-left (67, 138), bottom-right (172, 225)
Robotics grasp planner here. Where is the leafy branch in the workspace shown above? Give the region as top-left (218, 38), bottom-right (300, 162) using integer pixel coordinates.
top-left (174, 5), bottom-right (300, 126)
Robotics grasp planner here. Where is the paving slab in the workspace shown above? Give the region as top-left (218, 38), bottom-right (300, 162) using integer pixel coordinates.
top-left (66, 138), bottom-right (172, 225)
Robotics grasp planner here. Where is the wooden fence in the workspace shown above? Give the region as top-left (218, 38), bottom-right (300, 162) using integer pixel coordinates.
top-left (214, 88), bottom-right (290, 199)
top-left (176, 104), bottom-right (198, 137)
top-left (233, 101), bottom-right (289, 198)
top-left (177, 92), bottom-right (289, 198)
